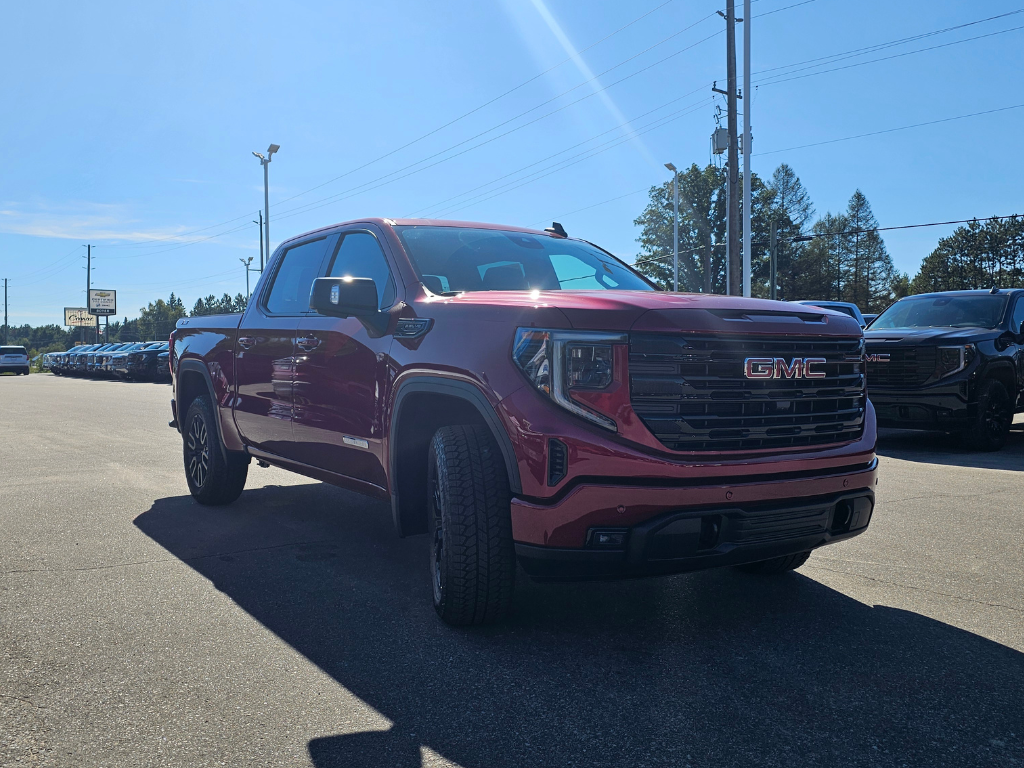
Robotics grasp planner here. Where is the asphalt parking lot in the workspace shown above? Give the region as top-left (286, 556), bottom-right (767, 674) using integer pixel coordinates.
top-left (2, 373), bottom-right (1022, 767)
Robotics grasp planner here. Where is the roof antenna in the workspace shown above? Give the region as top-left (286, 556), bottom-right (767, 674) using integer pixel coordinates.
top-left (991, 285), bottom-right (1000, 293)
top-left (544, 221), bottom-right (568, 238)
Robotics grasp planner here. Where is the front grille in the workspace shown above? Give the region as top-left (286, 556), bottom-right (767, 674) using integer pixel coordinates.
top-left (629, 334), bottom-right (866, 452)
top-left (865, 344), bottom-right (935, 388)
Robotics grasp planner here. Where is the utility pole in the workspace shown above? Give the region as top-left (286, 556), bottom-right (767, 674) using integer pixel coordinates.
top-left (742, 0), bottom-right (752, 297)
top-left (665, 163), bottom-right (679, 292)
top-left (85, 244), bottom-right (99, 344)
top-left (769, 220), bottom-right (778, 300)
top-left (725, 0), bottom-right (740, 295)
top-left (3, 278), bottom-right (7, 344)
top-left (254, 211), bottom-right (265, 272)
top-left (725, 168), bottom-right (731, 296)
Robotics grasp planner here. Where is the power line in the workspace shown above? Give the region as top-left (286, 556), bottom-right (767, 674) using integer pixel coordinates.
top-left (96, 0), bottom-right (689, 249)
top-left (529, 188), bottom-right (653, 227)
top-left (753, 8), bottom-right (1024, 79)
top-left (270, 0), bottom-right (684, 210)
top-left (758, 103), bottom-right (1024, 156)
top-left (429, 99), bottom-right (713, 219)
top-left (409, 92), bottom-right (711, 218)
top-left (631, 213), bottom-right (1023, 268)
top-left (757, 22), bottom-right (1024, 87)
top-left (70, 0), bottom-right (817, 257)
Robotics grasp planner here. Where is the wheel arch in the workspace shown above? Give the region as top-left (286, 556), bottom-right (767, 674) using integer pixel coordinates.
top-left (389, 376), bottom-right (522, 538)
top-left (981, 359), bottom-right (1016, 400)
top-left (175, 358), bottom-right (230, 461)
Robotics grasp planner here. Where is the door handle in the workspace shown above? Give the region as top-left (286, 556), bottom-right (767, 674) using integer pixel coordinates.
top-left (296, 337), bottom-right (321, 352)
top-left (238, 336), bottom-right (256, 350)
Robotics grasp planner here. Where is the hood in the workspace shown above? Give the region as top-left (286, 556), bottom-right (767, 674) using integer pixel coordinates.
top-left (864, 326), bottom-right (1002, 344)
top-left (432, 290), bottom-right (863, 335)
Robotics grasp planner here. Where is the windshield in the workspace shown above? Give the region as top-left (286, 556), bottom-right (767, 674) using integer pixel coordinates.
top-left (395, 226), bottom-right (655, 293)
top-left (1, 347), bottom-right (26, 355)
top-left (871, 294), bottom-right (1009, 330)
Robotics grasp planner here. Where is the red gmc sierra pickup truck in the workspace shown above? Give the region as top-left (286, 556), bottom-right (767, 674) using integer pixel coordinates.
top-left (170, 218), bottom-right (878, 625)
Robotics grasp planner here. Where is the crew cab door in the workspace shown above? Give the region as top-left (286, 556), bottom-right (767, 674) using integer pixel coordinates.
top-left (291, 227), bottom-right (398, 488)
top-left (234, 233), bottom-right (336, 456)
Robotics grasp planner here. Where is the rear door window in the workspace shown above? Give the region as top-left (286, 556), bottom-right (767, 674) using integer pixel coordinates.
top-left (264, 237), bottom-right (333, 315)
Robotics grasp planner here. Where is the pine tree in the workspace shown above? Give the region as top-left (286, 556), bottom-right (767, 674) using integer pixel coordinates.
top-left (761, 163), bottom-right (814, 301)
top-left (845, 190), bottom-right (898, 312)
top-left (911, 216), bottom-right (1024, 293)
top-left (633, 164), bottom-right (726, 291)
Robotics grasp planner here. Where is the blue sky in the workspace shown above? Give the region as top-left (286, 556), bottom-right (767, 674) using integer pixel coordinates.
top-left (1, 0), bottom-right (1022, 327)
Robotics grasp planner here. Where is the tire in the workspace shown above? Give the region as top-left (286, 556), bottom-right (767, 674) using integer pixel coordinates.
top-left (427, 425), bottom-right (516, 626)
top-left (735, 550), bottom-right (812, 575)
top-left (183, 394), bottom-right (249, 505)
top-left (961, 379), bottom-right (1012, 452)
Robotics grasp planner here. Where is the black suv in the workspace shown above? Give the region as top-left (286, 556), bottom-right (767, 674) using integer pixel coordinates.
top-left (865, 288), bottom-right (1024, 450)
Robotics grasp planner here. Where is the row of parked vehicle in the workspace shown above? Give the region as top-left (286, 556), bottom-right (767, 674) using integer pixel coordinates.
top-left (43, 341), bottom-right (170, 381)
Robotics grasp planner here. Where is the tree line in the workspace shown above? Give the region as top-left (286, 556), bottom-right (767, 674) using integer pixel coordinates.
top-left (632, 162), bottom-right (906, 312)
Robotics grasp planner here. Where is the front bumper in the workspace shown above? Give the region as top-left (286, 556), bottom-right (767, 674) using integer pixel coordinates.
top-left (869, 380), bottom-right (970, 429)
top-left (511, 455), bottom-right (877, 579)
top-left (516, 487), bottom-right (874, 580)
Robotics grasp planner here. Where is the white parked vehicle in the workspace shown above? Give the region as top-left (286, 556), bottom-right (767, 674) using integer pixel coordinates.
top-left (0, 346), bottom-right (30, 375)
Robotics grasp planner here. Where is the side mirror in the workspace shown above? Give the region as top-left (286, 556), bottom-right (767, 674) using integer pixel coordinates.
top-left (310, 277), bottom-right (378, 317)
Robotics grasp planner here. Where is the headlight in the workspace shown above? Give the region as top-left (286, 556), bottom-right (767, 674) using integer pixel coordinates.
top-left (935, 344), bottom-right (974, 379)
top-left (512, 328), bottom-right (626, 430)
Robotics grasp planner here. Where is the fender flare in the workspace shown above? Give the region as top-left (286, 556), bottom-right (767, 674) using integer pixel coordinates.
top-left (389, 376), bottom-right (522, 536)
top-left (175, 358), bottom-right (230, 462)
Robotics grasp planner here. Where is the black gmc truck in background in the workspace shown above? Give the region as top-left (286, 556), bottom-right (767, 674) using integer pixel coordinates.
top-left (865, 288), bottom-right (1024, 451)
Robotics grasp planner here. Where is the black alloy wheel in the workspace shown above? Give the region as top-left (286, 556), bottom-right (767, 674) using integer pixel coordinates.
top-left (962, 379), bottom-right (1012, 451)
top-left (186, 412), bottom-right (211, 490)
top-left (427, 457), bottom-right (445, 607)
top-left (182, 394), bottom-right (249, 505)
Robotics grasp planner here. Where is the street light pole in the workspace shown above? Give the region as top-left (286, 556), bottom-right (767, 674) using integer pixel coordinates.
top-left (239, 257), bottom-right (254, 298)
top-left (664, 163), bottom-right (679, 292)
top-left (252, 144), bottom-right (279, 259)
top-left (254, 211), bottom-right (264, 272)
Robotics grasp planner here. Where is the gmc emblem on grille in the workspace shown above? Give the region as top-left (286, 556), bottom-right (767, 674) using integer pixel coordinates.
top-left (743, 357), bottom-right (828, 379)
top-left (865, 353), bottom-right (890, 363)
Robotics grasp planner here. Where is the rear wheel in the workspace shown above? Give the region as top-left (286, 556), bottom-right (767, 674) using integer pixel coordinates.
top-left (735, 550), bottom-right (812, 575)
top-left (183, 394), bottom-right (249, 505)
top-left (961, 379), bottom-right (1012, 452)
top-left (427, 425), bottom-right (515, 626)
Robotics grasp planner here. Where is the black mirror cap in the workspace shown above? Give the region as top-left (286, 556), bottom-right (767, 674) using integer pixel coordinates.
top-left (310, 277), bottom-right (378, 317)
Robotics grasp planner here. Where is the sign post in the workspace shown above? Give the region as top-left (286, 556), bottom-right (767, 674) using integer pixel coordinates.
top-left (88, 290), bottom-right (116, 345)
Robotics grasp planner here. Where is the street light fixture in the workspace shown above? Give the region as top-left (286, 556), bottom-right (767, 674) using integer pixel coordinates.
top-left (252, 143), bottom-right (279, 262)
top-left (239, 256), bottom-right (254, 298)
top-left (664, 163), bottom-right (679, 292)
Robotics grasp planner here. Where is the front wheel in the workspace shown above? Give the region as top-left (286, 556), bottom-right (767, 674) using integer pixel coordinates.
top-left (427, 425), bottom-right (516, 626)
top-left (961, 379), bottom-right (1012, 452)
top-left (183, 394), bottom-right (249, 505)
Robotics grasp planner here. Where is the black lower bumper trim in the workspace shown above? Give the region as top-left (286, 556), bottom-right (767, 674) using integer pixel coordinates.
top-left (516, 490), bottom-right (874, 581)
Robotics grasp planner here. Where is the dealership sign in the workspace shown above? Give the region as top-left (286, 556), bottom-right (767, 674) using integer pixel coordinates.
top-left (88, 289), bottom-right (116, 316)
top-left (64, 307), bottom-right (95, 327)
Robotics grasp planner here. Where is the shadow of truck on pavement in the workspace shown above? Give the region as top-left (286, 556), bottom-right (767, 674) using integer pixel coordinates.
top-left (135, 482), bottom-right (1024, 768)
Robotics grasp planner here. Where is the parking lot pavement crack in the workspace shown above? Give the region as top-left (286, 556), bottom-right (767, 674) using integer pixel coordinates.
top-left (0, 538), bottom-right (340, 576)
top-left (880, 487), bottom-right (1017, 504)
top-left (0, 694), bottom-right (43, 710)
top-left (805, 564), bottom-right (1023, 614)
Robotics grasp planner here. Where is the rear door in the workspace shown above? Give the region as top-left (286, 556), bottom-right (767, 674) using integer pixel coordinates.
top-left (233, 233), bottom-right (336, 457)
top-left (291, 227), bottom-right (398, 487)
